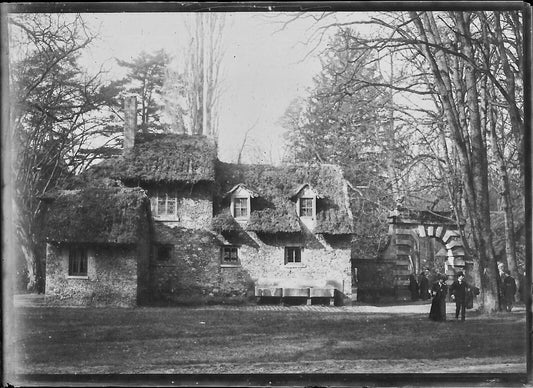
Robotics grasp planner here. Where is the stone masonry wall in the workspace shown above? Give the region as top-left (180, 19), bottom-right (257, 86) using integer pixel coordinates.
top-left (136, 212), bottom-right (152, 305)
top-left (239, 233), bottom-right (352, 299)
top-left (45, 243), bottom-right (138, 307)
top-left (153, 185), bottom-right (213, 230)
top-left (176, 187), bottom-right (212, 229)
top-left (151, 227), bottom-right (255, 303)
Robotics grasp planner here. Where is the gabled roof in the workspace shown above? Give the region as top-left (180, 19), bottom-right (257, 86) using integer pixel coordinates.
top-left (290, 183), bottom-right (324, 199)
top-left (214, 162), bottom-right (353, 234)
top-left (225, 183), bottom-right (260, 198)
top-left (43, 187), bottom-right (149, 244)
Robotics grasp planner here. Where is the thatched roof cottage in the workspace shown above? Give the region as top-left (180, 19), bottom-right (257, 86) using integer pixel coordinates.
top-left (42, 187), bottom-right (151, 307)
top-left (42, 97), bottom-right (355, 306)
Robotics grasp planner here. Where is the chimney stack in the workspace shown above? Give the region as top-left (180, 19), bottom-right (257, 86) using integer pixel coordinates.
top-left (123, 95), bottom-right (137, 151)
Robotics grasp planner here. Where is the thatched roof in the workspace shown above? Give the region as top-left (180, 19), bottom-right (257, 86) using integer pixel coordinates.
top-left (211, 211), bottom-right (243, 233)
top-left (214, 162), bottom-right (353, 234)
top-left (73, 134), bottom-right (217, 186)
top-left (152, 222), bottom-right (221, 246)
top-left (116, 133), bottom-right (216, 183)
top-left (43, 187), bottom-right (149, 244)
top-left (246, 201), bottom-right (301, 233)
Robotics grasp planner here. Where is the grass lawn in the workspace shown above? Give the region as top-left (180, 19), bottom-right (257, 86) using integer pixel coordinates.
top-left (9, 305), bottom-right (528, 377)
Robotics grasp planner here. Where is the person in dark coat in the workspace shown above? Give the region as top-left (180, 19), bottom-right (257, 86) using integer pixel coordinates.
top-left (418, 270), bottom-right (430, 301)
top-left (409, 273), bottom-right (419, 301)
top-left (449, 271), bottom-right (468, 321)
top-left (429, 275), bottom-right (448, 321)
top-left (519, 271), bottom-right (528, 304)
top-left (497, 262), bottom-right (506, 309)
top-left (501, 270), bottom-right (517, 312)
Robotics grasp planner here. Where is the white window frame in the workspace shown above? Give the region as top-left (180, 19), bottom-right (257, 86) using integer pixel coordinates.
top-left (285, 246), bottom-right (302, 264)
top-left (232, 197), bottom-right (249, 219)
top-left (230, 186), bottom-right (254, 220)
top-left (298, 197), bottom-right (315, 218)
top-left (150, 189), bottom-right (179, 220)
top-left (295, 185), bottom-right (318, 219)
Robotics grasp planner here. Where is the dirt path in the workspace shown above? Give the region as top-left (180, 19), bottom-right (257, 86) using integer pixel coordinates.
top-left (15, 293), bottom-right (528, 316)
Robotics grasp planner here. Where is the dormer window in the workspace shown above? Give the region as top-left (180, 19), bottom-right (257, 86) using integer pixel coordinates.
top-left (227, 184), bottom-right (259, 221)
top-left (292, 184), bottom-right (320, 219)
top-left (299, 198), bottom-right (314, 217)
top-left (233, 198), bottom-right (248, 218)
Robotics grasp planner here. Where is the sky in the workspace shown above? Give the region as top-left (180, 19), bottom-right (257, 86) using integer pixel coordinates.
top-left (79, 12), bottom-right (333, 164)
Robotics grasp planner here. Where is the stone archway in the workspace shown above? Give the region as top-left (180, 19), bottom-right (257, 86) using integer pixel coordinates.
top-left (386, 207), bottom-right (471, 300)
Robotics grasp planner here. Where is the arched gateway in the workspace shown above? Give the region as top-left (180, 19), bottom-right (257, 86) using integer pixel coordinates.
top-left (354, 207), bottom-right (472, 303)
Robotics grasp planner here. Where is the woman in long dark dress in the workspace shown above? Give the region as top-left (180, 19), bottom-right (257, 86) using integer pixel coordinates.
top-left (429, 275), bottom-right (448, 321)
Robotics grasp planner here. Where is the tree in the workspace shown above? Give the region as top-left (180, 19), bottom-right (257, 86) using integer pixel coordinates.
top-left (108, 49), bottom-right (171, 133)
top-left (281, 29), bottom-right (409, 259)
top-left (171, 13), bottom-right (226, 139)
top-left (277, 10), bottom-right (524, 312)
top-left (9, 13), bottom-right (117, 292)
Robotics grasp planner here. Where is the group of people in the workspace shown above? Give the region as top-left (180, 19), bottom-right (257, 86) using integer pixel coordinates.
top-left (408, 268), bottom-right (432, 301)
top-left (428, 271), bottom-right (474, 322)
top-left (426, 263), bottom-right (521, 322)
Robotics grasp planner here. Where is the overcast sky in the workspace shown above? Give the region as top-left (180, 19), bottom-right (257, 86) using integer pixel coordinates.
top-left (80, 12), bottom-right (334, 164)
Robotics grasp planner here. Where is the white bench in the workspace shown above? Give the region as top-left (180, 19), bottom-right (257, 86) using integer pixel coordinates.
top-left (255, 287), bottom-right (337, 306)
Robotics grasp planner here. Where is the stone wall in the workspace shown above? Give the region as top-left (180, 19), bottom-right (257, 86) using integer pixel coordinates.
top-left (45, 243), bottom-right (138, 307)
top-left (224, 231), bottom-right (353, 302)
top-left (136, 211), bottom-right (152, 305)
top-left (153, 184), bottom-right (213, 230)
top-left (150, 227), bottom-right (255, 303)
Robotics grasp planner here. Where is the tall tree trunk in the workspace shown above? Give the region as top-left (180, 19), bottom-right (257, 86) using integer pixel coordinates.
top-left (455, 12), bottom-right (499, 312)
top-left (16, 215), bottom-right (44, 293)
top-left (487, 89), bottom-right (519, 294)
top-left (410, 11), bottom-right (500, 311)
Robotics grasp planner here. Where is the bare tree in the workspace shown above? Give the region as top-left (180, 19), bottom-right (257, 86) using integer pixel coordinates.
top-left (276, 10), bottom-right (524, 312)
top-left (9, 14), bottom-right (116, 292)
top-left (180, 13), bottom-right (226, 140)
top-left (236, 117), bottom-right (260, 164)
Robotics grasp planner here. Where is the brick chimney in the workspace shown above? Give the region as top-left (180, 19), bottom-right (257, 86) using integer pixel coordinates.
top-left (123, 95), bottom-right (137, 151)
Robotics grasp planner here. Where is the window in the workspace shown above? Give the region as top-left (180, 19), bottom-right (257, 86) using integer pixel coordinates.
top-left (285, 247), bottom-right (302, 264)
top-left (221, 246), bottom-right (240, 265)
top-left (156, 245), bottom-right (172, 261)
top-left (233, 198), bottom-right (248, 218)
top-left (299, 198), bottom-right (314, 217)
top-left (69, 247), bottom-right (88, 277)
top-left (150, 189), bottom-right (178, 218)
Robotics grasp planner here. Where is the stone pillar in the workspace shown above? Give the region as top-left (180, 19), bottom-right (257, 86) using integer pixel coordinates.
top-left (123, 95), bottom-right (137, 151)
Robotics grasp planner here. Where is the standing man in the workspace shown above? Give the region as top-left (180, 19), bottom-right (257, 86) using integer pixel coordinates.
top-left (418, 270), bottom-right (430, 301)
top-left (450, 271), bottom-right (468, 321)
top-left (409, 273), bottom-right (419, 301)
top-left (501, 270), bottom-right (517, 312)
top-left (497, 262), bottom-right (506, 310)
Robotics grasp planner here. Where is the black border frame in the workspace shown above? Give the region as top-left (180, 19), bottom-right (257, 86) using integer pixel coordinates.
top-left (2, 1), bottom-right (531, 387)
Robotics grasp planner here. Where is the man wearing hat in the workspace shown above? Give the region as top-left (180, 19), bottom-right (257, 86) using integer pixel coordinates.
top-left (501, 270), bottom-right (517, 312)
top-left (450, 271), bottom-right (469, 321)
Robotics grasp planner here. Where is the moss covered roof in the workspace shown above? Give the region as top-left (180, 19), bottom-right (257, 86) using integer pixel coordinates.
top-left (43, 187), bottom-right (149, 244)
top-left (214, 162), bottom-right (353, 234)
top-left (245, 201), bottom-right (302, 233)
top-left (76, 133), bottom-right (217, 185)
top-left (211, 211), bottom-right (243, 233)
top-left (116, 133), bottom-right (216, 183)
